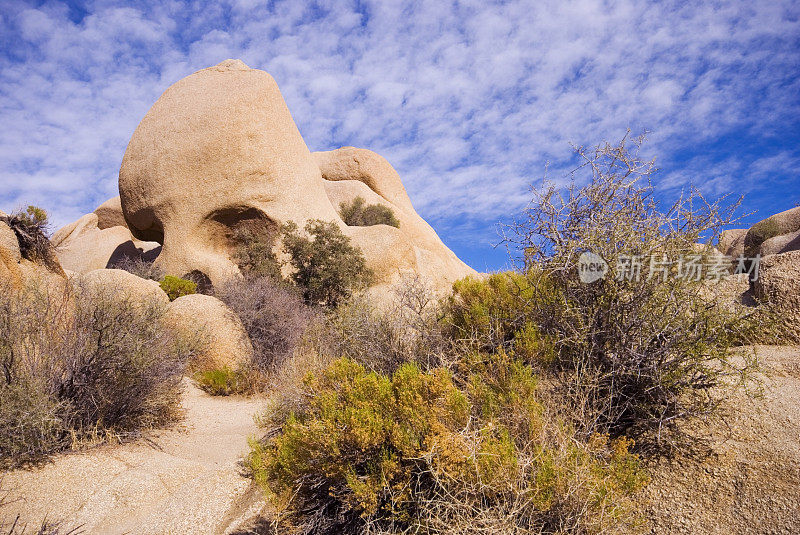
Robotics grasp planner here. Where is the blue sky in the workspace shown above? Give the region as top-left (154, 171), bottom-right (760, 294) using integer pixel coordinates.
top-left (0, 0), bottom-right (798, 271)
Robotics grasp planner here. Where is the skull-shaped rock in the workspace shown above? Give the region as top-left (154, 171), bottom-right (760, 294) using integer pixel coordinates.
top-left (120, 59), bottom-right (475, 293)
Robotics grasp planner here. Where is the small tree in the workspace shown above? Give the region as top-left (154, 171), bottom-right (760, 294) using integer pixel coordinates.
top-left (502, 133), bottom-right (758, 448)
top-left (282, 220), bottom-right (372, 308)
top-left (339, 196), bottom-right (400, 227)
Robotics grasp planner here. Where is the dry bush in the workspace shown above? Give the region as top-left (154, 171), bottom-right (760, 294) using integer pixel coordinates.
top-left (216, 275), bottom-right (316, 374)
top-left (107, 255), bottom-right (163, 281)
top-left (318, 275), bottom-right (449, 375)
top-left (500, 133), bottom-right (761, 449)
top-left (1, 207), bottom-right (61, 274)
top-left (0, 280), bottom-right (191, 467)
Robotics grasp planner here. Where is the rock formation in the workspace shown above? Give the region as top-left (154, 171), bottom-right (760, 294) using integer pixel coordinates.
top-left (742, 206), bottom-right (800, 258)
top-left (164, 293), bottom-right (253, 370)
top-left (52, 197), bottom-right (160, 273)
top-left (116, 59), bottom-right (475, 294)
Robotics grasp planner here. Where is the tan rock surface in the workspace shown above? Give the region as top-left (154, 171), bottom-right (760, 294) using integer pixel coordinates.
top-left (77, 268), bottom-right (169, 306)
top-left (744, 206), bottom-right (800, 258)
top-left (53, 212), bottom-right (160, 274)
top-left (640, 345), bottom-right (800, 534)
top-left (118, 59), bottom-right (475, 294)
top-left (324, 173), bottom-right (475, 295)
top-left (93, 196), bottom-right (128, 230)
top-left (119, 59), bottom-right (339, 284)
top-left (314, 147), bottom-right (415, 213)
top-left (718, 228), bottom-right (747, 258)
top-left (753, 251), bottom-right (800, 334)
top-left (165, 294), bottom-right (253, 370)
top-left (760, 228), bottom-right (800, 256)
top-left (1, 381), bottom-right (266, 534)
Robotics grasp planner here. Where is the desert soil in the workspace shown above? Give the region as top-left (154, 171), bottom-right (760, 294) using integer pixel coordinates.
top-left (0, 380), bottom-right (267, 534)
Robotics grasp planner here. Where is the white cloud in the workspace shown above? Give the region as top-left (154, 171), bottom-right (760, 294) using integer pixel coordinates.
top-left (0, 0), bottom-right (797, 264)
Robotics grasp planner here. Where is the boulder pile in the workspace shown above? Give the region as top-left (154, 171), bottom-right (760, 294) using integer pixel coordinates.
top-left (53, 59), bottom-right (474, 296)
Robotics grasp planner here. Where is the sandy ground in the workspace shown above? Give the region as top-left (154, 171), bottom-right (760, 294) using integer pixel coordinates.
top-left (0, 380), bottom-right (267, 534)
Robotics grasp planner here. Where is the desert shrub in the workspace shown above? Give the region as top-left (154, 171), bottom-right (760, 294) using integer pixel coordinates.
top-left (339, 196), bottom-right (400, 228)
top-left (217, 275), bottom-right (316, 373)
top-left (501, 134), bottom-right (759, 448)
top-left (250, 354), bottom-right (645, 534)
top-left (108, 255), bottom-right (163, 281)
top-left (159, 275), bottom-right (197, 301)
top-left (193, 366), bottom-right (248, 396)
top-left (233, 224), bottom-right (282, 280)
top-left (1, 207), bottom-right (60, 272)
top-left (317, 275), bottom-right (449, 374)
top-left (0, 281), bottom-right (191, 467)
top-left (282, 220), bottom-right (372, 307)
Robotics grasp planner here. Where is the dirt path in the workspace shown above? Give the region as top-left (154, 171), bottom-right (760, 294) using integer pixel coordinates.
top-left (1, 380), bottom-right (267, 534)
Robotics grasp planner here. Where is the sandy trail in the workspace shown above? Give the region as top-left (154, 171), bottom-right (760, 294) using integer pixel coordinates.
top-left (1, 380), bottom-right (267, 534)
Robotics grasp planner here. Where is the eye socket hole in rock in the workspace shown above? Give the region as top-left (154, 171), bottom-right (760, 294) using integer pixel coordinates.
top-left (208, 206), bottom-right (281, 279)
top-left (127, 208), bottom-right (165, 243)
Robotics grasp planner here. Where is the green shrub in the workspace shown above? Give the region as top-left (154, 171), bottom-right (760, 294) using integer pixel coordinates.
top-left (339, 196), bottom-right (400, 228)
top-left (282, 220), bottom-right (372, 307)
top-left (250, 355), bottom-right (646, 534)
top-left (0, 281), bottom-right (190, 467)
top-left (159, 275), bottom-right (197, 301)
top-left (194, 366), bottom-right (248, 396)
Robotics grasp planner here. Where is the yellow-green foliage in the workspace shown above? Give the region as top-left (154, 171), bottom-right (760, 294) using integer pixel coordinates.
top-left (194, 366), bottom-right (246, 396)
top-left (447, 272), bottom-right (533, 344)
top-left (447, 273), bottom-right (557, 363)
top-left (250, 355), bottom-right (646, 533)
top-left (159, 275), bottom-right (197, 301)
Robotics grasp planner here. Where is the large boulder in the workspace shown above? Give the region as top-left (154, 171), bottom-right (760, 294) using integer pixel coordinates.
top-left (118, 59), bottom-right (475, 295)
top-left (94, 196), bottom-right (129, 230)
top-left (718, 228), bottom-right (747, 258)
top-left (760, 228), bottom-right (800, 256)
top-left (164, 294), bottom-right (252, 370)
top-left (743, 206), bottom-right (800, 258)
top-left (753, 251), bottom-right (800, 336)
top-left (52, 211), bottom-right (160, 273)
top-left (76, 268), bottom-right (169, 306)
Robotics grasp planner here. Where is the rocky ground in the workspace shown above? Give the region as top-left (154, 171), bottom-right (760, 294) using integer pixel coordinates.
top-left (639, 345), bottom-right (800, 534)
top-left (0, 381), bottom-right (267, 534)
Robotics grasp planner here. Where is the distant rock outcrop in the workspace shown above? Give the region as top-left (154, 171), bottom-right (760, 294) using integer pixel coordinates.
top-left (743, 206), bottom-right (800, 258)
top-left (52, 197), bottom-right (160, 273)
top-left (116, 59), bottom-right (475, 294)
